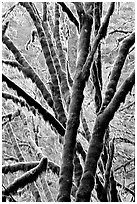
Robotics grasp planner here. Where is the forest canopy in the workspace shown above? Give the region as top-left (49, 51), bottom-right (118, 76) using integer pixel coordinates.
top-left (2, 2), bottom-right (135, 202)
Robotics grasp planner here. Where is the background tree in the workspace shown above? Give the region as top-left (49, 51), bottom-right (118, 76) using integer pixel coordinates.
top-left (2, 2), bottom-right (135, 202)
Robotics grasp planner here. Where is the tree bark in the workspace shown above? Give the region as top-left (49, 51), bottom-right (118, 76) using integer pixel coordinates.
top-left (76, 70), bottom-right (135, 201)
top-left (57, 12), bottom-right (93, 202)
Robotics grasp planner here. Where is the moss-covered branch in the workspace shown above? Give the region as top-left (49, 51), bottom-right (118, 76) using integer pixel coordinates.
top-left (20, 2), bottom-right (66, 128)
top-left (76, 14), bottom-right (93, 71)
top-left (92, 61), bottom-right (102, 113)
top-left (2, 160), bottom-right (60, 177)
top-left (2, 74), bottom-right (65, 136)
top-left (76, 70), bottom-right (135, 201)
top-left (2, 157), bottom-right (47, 196)
top-left (54, 3), bottom-right (66, 71)
top-left (2, 35), bottom-right (53, 109)
top-left (42, 21), bottom-right (70, 105)
top-left (57, 3), bottom-right (114, 202)
top-left (2, 161), bottom-right (39, 174)
top-left (82, 3), bottom-right (115, 79)
top-left (92, 3), bottom-right (102, 113)
top-left (57, 11), bottom-right (93, 202)
top-left (99, 32), bottom-right (135, 113)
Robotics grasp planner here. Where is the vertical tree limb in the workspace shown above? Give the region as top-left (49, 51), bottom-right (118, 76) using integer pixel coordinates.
top-left (76, 70), bottom-right (135, 201)
top-left (42, 2), bottom-right (48, 22)
top-left (54, 3), bottom-right (67, 71)
top-left (42, 21), bottom-right (70, 105)
top-left (110, 171), bottom-right (120, 202)
top-left (57, 12), bottom-right (93, 202)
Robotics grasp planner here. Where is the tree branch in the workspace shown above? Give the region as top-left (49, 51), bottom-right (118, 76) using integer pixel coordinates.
top-left (99, 32), bottom-right (135, 113)
top-left (114, 158), bottom-right (135, 172)
top-left (57, 11), bottom-right (93, 202)
top-left (109, 171), bottom-right (120, 201)
top-left (76, 70), bottom-right (135, 201)
top-left (2, 157), bottom-right (47, 196)
top-left (2, 3), bottom-right (18, 21)
top-left (2, 159), bottom-right (60, 177)
top-left (2, 21), bottom-right (9, 36)
top-left (2, 107), bottom-right (42, 201)
top-left (82, 2), bottom-right (115, 80)
top-left (58, 2), bottom-right (79, 32)
top-left (2, 74), bottom-right (65, 136)
top-left (54, 3), bottom-right (67, 71)
top-left (42, 2), bottom-right (48, 22)
top-left (73, 2), bottom-right (85, 29)
top-left (2, 35), bottom-right (53, 108)
top-left (109, 29), bottom-right (132, 35)
top-left (104, 138), bottom-right (115, 191)
top-left (20, 2), bottom-right (67, 127)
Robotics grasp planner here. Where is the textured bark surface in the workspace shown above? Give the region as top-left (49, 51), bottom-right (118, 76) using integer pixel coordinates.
top-left (57, 12), bottom-right (93, 201)
top-left (2, 161), bottom-right (40, 174)
top-left (2, 157), bottom-right (47, 196)
top-left (92, 61), bottom-right (102, 113)
top-left (42, 21), bottom-right (70, 105)
top-left (76, 70), bottom-right (135, 201)
top-left (57, 3), bottom-right (115, 202)
top-left (92, 3), bottom-right (102, 114)
top-left (99, 32), bottom-right (135, 113)
top-left (54, 3), bottom-right (66, 71)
